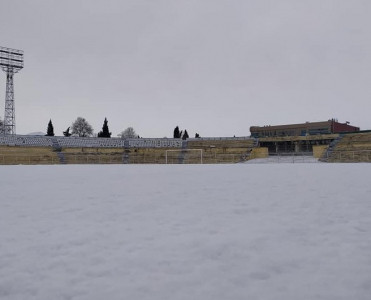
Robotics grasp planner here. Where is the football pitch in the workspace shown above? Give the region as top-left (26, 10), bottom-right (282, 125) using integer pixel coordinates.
top-left (1, 164), bottom-right (370, 300)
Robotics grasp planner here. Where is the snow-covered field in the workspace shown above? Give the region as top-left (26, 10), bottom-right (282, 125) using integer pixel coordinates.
top-left (1, 164), bottom-right (370, 300)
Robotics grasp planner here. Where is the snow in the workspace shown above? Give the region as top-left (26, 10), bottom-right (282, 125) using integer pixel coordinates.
top-left (1, 164), bottom-right (370, 300)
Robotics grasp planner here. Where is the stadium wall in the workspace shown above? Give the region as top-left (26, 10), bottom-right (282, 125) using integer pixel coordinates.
top-left (313, 145), bottom-right (328, 158)
top-left (0, 146), bottom-right (59, 164)
top-left (250, 147), bottom-right (269, 159)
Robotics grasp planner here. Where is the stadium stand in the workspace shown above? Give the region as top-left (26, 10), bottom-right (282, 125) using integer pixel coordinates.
top-left (3, 132), bottom-right (370, 164)
top-left (56, 137), bottom-right (125, 148)
top-left (0, 135), bottom-right (53, 147)
top-left (325, 132), bottom-right (371, 162)
top-left (0, 135), bottom-right (259, 164)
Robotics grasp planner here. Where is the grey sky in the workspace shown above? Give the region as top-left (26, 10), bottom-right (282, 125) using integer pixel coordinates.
top-left (1, 0), bottom-right (370, 137)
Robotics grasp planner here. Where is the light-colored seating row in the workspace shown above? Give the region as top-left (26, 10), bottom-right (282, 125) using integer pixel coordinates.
top-left (0, 135), bottom-right (53, 147)
top-left (1, 135), bottom-right (255, 149)
top-left (56, 137), bottom-right (126, 148)
top-left (0, 135), bottom-right (182, 148)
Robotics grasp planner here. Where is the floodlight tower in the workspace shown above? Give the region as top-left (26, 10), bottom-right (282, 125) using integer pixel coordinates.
top-left (0, 46), bottom-right (24, 135)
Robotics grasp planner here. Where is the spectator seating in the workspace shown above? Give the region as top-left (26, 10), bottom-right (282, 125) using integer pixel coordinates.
top-left (56, 137), bottom-right (126, 148)
top-left (327, 132), bottom-right (371, 162)
top-left (0, 135), bottom-right (258, 164)
top-left (0, 135), bottom-right (53, 147)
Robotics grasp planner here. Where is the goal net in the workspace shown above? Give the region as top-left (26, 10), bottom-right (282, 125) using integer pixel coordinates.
top-left (165, 149), bottom-right (203, 164)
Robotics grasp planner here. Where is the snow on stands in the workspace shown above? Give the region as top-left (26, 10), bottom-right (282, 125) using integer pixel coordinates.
top-left (0, 135), bottom-right (53, 147)
top-left (0, 164), bottom-right (371, 300)
top-left (0, 135), bottom-right (183, 148)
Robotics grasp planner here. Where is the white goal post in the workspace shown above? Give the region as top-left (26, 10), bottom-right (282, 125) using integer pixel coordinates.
top-left (165, 149), bottom-right (203, 164)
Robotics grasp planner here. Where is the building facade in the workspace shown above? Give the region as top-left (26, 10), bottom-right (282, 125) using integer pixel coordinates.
top-left (250, 120), bottom-right (359, 138)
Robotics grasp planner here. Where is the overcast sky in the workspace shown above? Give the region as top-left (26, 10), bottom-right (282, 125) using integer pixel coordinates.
top-left (1, 0), bottom-right (370, 137)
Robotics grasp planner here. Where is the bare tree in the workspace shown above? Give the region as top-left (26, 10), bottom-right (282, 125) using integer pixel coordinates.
top-left (0, 117), bottom-right (3, 134)
top-left (71, 117), bottom-right (93, 137)
top-left (118, 127), bottom-right (138, 139)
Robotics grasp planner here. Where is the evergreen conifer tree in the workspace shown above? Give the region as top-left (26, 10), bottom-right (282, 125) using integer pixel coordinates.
top-left (63, 127), bottom-right (71, 137)
top-left (98, 118), bottom-right (111, 138)
top-left (46, 119), bottom-right (55, 136)
top-left (173, 126), bottom-right (181, 138)
top-left (182, 129), bottom-right (189, 140)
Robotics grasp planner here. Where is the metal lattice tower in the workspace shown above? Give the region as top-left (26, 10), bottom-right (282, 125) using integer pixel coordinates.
top-left (0, 46), bottom-right (24, 135)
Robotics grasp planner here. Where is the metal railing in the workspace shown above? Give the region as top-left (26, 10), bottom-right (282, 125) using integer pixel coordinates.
top-left (187, 136), bottom-right (253, 141)
top-left (0, 155), bottom-right (59, 165)
top-left (6, 151), bottom-right (356, 165)
top-left (325, 150), bottom-right (371, 162)
top-left (248, 152), bottom-right (319, 164)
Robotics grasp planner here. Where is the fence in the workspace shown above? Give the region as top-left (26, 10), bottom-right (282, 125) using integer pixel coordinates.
top-left (165, 149), bottom-right (203, 164)
top-left (325, 150), bottom-right (371, 162)
top-left (247, 152), bottom-right (319, 164)
top-left (63, 154), bottom-right (124, 164)
top-left (0, 155), bottom-right (60, 165)
top-left (187, 136), bottom-right (253, 141)
top-left (0, 152), bottom-right (249, 165)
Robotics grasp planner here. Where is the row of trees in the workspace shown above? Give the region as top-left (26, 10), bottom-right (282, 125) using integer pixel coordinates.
top-left (1, 116), bottom-right (199, 139)
top-left (173, 126), bottom-right (200, 139)
top-left (45, 117), bottom-right (139, 138)
top-left (46, 118), bottom-right (201, 139)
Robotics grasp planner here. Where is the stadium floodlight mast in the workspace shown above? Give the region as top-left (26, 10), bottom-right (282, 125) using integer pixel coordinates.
top-left (0, 46), bottom-right (24, 135)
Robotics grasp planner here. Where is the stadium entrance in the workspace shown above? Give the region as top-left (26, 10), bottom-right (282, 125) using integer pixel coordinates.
top-left (258, 135), bottom-right (336, 155)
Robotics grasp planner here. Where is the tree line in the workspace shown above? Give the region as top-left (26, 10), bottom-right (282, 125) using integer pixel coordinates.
top-left (173, 126), bottom-right (200, 140)
top-left (40, 117), bottom-right (200, 139)
top-left (44, 117), bottom-right (138, 138)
